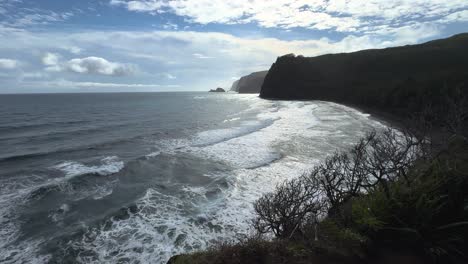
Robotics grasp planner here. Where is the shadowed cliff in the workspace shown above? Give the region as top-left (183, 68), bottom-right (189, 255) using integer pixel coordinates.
top-left (231, 71), bottom-right (268, 93)
top-left (260, 33), bottom-right (468, 127)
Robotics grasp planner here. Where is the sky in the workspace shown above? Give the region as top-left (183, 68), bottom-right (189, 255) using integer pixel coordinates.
top-left (0, 0), bottom-right (467, 93)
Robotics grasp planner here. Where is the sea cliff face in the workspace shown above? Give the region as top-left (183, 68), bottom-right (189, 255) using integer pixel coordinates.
top-left (231, 71), bottom-right (268, 93)
top-left (260, 33), bottom-right (468, 122)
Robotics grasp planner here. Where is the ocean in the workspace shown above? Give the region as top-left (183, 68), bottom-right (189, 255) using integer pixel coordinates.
top-left (0, 92), bottom-right (385, 263)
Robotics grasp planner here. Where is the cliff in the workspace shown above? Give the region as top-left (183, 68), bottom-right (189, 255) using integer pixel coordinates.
top-left (230, 80), bottom-right (240, 92)
top-left (260, 33), bottom-right (468, 124)
top-left (231, 71), bottom-right (268, 93)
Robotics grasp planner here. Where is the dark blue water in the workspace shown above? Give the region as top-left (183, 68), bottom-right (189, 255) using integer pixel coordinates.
top-left (0, 92), bottom-right (384, 263)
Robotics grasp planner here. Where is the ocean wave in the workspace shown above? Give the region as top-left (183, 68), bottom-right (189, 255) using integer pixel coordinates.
top-left (193, 119), bottom-right (277, 147)
top-left (0, 118), bottom-right (154, 143)
top-left (145, 151), bottom-right (161, 158)
top-left (0, 138), bottom-right (136, 163)
top-left (0, 96), bottom-right (389, 264)
top-left (0, 120), bottom-right (88, 133)
top-left (23, 156), bottom-right (123, 201)
top-left (67, 100), bottom-right (387, 264)
top-left (189, 100), bottom-right (320, 168)
top-left (53, 156), bottom-right (124, 178)
top-left (222, 117), bottom-right (240, 123)
top-left (0, 152), bottom-right (49, 163)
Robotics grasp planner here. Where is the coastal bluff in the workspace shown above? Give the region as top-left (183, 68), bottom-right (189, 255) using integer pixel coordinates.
top-left (231, 71), bottom-right (268, 93)
top-left (260, 33), bottom-right (468, 124)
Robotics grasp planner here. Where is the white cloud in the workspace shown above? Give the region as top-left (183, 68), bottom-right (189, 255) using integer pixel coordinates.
top-left (0, 58), bottom-right (18, 69)
top-left (441, 10), bottom-right (468, 23)
top-left (27, 79), bottom-right (179, 88)
top-left (161, 22), bottom-right (179, 30)
top-left (13, 12), bottom-right (73, 27)
top-left (40, 52), bottom-right (137, 76)
top-left (21, 72), bottom-right (48, 79)
top-left (109, 0), bottom-right (468, 32)
top-left (42, 52), bottom-right (60, 66)
top-left (41, 52), bottom-right (64, 72)
top-left (1, 10), bottom-right (74, 28)
top-left (110, 0), bottom-right (165, 13)
top-left (65, 57), bottom-right (137, 76)
top-left (0, 25), bottom-right (448, 92)
top-left (162, 73), bottom-right (177, 79)
top-left (63, 46), bottom-right (82, 54)
top-left (192, 53), bottom-right (215, 59)
top-left (0, 0), bottom-right (74, 30)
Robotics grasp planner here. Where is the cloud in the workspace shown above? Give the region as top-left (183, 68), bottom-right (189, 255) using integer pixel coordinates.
top-left (41, 52), bottom-right (64, 72)
top-left (40, 53), bottom-right (137, 76)
top-left (161, 22), bottom-right (179, 30)
top-left (21, 72), bottom-right (48, 80)
top-left (0, 25), bottom-right (449, 92)
top-left (0, 58), bottom-right (18, 69)
top-left (27, 79), bottom-right (179, 88)
top-left (109, 0), bottom-right (468, 32)
top-left (0, 0), bottom-right (74, 32)
top-left (162, 73), bottom-right (177, 79)
top-left (192, 53), bottom-right (215, 59)
top-left (110, 0), bottom-right (165, 13)
top-left (63, 46), bottom-right (82, 54)
top-left (42, 52), bottom-right (60, 66)
top-left (441, 10), bottom-right (468, 23)
top-left (0, 5), bottom-right (74, 28)
top-left (65, 57), bottom-right (137, 76)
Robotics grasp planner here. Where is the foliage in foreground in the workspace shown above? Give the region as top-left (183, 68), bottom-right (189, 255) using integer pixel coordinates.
top-left (255, 127), bottom-right (468, 260)
top-left (171, 129), bottom-right (468, 263)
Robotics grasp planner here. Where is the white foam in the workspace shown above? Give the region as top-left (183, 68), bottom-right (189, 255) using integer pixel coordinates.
top-left (0, 96), bottom-right (387, 263)
top-left (53, 156), bottom-right (124, 178)
top-left (0, 239), bottom-right (51, 264)
top-left (0, 156), bottom-right (125, 262)
top-left (92, 185), bottom-right (114, 200)
top-left (146, 151), bottom-right (161, 158)
top-left (189, 101), bottom-right (319, 168)
top-left (223, 117), bottom-right (240, 123)
top-left (71, 98), bottom-right (387, 264)
top-left (0, 178), bottom-right (52, 263)
top-left (194, 119), bottom-right (276, 147)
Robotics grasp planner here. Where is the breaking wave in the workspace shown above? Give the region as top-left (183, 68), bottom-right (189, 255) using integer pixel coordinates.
top-left (0, 94), bottom-right (387, 264)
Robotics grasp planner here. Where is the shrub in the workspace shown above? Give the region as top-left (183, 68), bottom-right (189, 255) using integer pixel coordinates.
top-left (253, 177), bottom-right (324, 239)
top-left (252, 122), bottom-right (468, 262)
top-left (350, 136), bottom-right (468, 262)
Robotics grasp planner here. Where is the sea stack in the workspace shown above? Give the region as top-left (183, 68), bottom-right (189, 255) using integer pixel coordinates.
top-left (209, 87), bottom-right (226, 92)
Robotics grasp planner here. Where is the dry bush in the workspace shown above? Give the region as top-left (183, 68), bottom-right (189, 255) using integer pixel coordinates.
top-left (360, 129), bottom-right (421, 190)
top-left (253, 177), bottom-right (324, 239)
top-left (254, 127), bottom-right (426, 239)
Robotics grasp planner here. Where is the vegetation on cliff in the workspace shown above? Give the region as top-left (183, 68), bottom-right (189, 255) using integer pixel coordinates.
top-left (260, 33), bottom-right (468, 136)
